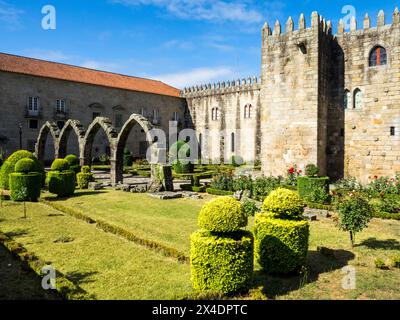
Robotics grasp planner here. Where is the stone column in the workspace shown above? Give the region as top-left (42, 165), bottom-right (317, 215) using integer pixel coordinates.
top-left (110, 158), bottom-right (123, 186)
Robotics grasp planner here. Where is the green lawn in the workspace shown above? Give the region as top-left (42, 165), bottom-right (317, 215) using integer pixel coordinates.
top-left (43, 190), bottom-right (214, 256)
top-left (0, 201), bottom-right (192, 300)
top-left (0, 190), bottom-right (399, 300)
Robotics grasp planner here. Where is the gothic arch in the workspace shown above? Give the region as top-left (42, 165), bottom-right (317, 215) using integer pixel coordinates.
top-left (82, 117), bottom-right (118, 165)
top-left (58, 119), bottom-right (86, 159)
top-left (114, 113), bottom-right (155, 183)
top-left (35, 121), bottom-right (60, 162)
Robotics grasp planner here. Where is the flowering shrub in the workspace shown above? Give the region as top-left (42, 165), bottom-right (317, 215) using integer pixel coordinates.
top-left (285, 164), bottom-right (302, 186)
top-left (210, 171), bottom-right (235, 191)
top-left (367, 176), bottom-right (398, 196)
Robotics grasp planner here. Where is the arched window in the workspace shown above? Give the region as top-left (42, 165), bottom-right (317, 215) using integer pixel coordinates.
top-left (231, 132), bottom-right (235, 153)
top-left (215, 108), bottom-right (219, 121)
top-left (354, 89), bottom-right (362, 109)
top-left (244, 104), bottom-right (253, 118)
top-left (211, 108), bottom-right (215, 121)
top-left (344, 90), bottom-right (351, 110)
top-left (369, 46), bottom-right (387, 67)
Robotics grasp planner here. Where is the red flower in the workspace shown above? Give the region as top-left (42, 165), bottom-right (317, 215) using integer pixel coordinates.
top-left (288, 167), bottom-right (295, 174)
top-left (374, 175), bottom-right (378, 179)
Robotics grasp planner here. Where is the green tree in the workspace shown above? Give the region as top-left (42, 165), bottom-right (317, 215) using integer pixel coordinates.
top-left (337, 195), bottom-right (373, 247)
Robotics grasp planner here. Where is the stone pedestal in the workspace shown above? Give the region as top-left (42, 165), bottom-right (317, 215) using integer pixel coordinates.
top-left (148, 164), bottom-right (174, 192)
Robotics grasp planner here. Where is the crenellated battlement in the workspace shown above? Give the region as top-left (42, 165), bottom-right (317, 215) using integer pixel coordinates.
top-left (262, 11), bottom-right (333, 42)
top-left (262, 7), bottom-right (400, 41)
top-left (180, 76), bottom-right (260, 97)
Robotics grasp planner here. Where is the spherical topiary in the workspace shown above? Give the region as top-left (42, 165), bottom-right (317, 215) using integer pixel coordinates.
top-left (0, 150), bottom-right (42, 190)
top-left (198, 196), bottom-right (247, 233)
top-left (190, 230), bottom-right (254, 295)
top-left (46, 170), bottom-right (75, 197)
top-left (50, 159), bottom-right (70, 172)
top-left (9, 172), bottom-right (42, 202)
top-left (254, 214), bottom-right (309, 274)
top-left (14, 158), bottom-right (37, 174)
top-left (261, 188), bottom-right (304, 220)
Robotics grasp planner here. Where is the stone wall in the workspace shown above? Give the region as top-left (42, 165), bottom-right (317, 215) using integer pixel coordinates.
top-left (182, 79), bottom-right (261, 164)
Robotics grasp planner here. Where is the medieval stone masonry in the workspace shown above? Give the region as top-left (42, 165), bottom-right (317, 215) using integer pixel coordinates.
top-left (183, 9), bottom-right (400, 184)
top-left (1, 9), bottom-right (400, 184)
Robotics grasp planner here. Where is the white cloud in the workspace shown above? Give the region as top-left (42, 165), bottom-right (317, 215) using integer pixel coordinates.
top-left (154, 66), bottom-right (237, 88)
top-left (112, 0), bottom-right (264, 23)
top-left (163, 39), bottom-right (194, 50)
top-left (0, 0), bottom-right (24, 28)
top-left (22, 49), bottom-right (70, 62)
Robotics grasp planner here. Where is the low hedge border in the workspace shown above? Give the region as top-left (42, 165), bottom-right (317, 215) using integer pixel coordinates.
top-left (206, 188), bottom-right (234, 196)
top-left (0, 231), bottom-right (92, 300)
top-left (372, 211), bottom-right (400, 220)
top-left (40, 198), bottom-right (189, 263)
top-left (180, 184), bottom-right (206, 193)
top-left (306, 202), bottom-right (334, 211)
top-left (137, 170), bottom-right (151, 177)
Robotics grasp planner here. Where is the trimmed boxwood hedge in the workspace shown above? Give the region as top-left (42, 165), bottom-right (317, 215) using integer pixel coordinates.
top-left (262, 188), bottom-right (304, 220)
top-left (51, 159), bottom-right (70, 172)
top-left (254, 214), bottom-right (309, 274)
top-left (14, 158), bottom-right (37, 174)
top-left (47, 171), bottom-right (76, 197)
top-left (180, 184), bottom-right (206, 193)
top-left (0, 150), bottom-right (43, 190)
top-left (206, 188), bottom-right (234, 196)
top-left (190, 230), bottom-right (254, 295)
top-left (297, 176), bottom-right (330, 200)
top-left (77, 173), bottom-right (93, 189)
top-left (9, 172), bottom-right (42, 202)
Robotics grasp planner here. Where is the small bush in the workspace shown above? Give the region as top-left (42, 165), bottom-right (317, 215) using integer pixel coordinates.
top-left (304, 185), bottom-right (331, 204)
top-left (242, 198), bottom-right (259, 217)
top-left (77, 172), bottom-right (93, 189)
top-left (262, 188), bottom-right (305, 220)
top-left (254, 214), bottom-right (309, 274)
top-left (14, 158), bottom-right (37, 173)
top-left (9, 172), bottom-right (42, 202)
top-left (233, 175), bottom-right (253, 192)
top-left (47, 171), bottom-right (75, 197)
top-left (206, 188), bottom-right (234, 196)
top-left (305, 164), bottom-right (319, 177)
top-left (198, 197), bottom-right (246, 233)
top-left (252, 176), bottom-right (281, 201)
top-left (334, 177), bottom-right (363, 192)
top-left (170, 140), bottom-right (194, 174)
top-left (367, 176), bottom-right (398, 196)
top-left (51, 159), bottom-right (70, 172)
top-left (336, 195), bottom-right (373, 247)
top-left (374, 258), bottom-right (387, 270)
top-left (0, 150), bottom-right (42, 190)
top-left (391, 255), bottom-right (400, 268)
top-left (190, 230), bottom-right (253, 295)
top-left (297, 176), bottom-right (329, 201)
top-left (123, 148), bottom-right (134, 167)
top-left (210, 172), bottom-right (234, 191)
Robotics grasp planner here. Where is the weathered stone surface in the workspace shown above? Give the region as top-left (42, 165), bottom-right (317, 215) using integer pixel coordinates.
top-left (303, 213), bottom-right (318, 221)
top-left (88, 182), bottom-right (103, 190)
top-left (147, 192), bottom-right (183, 200)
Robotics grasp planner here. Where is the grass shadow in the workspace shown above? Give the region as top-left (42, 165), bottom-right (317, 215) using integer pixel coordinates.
top-left (252, 249), bottom-right (355, 299)
top-left (4, 229), bottom-right (28, 238)
top-left (65, 271), bottom-right (98, 285)
top-left (42, 191), bottom-right (108, 202)
top-left (358, 237), bottom-right (400, 250)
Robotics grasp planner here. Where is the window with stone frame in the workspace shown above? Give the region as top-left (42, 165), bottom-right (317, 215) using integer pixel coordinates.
top-left (56, 99), bottom-right (66, 113)
top-left (344, 90), bottom-right (351, 110)
top-left (369, 46), bottom-right (387, 67)
top-left (353, 89), bottom-right (362, 109)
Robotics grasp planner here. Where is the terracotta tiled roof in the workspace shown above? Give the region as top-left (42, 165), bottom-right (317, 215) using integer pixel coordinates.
top-left (0, 52), bottom-right (180, 97)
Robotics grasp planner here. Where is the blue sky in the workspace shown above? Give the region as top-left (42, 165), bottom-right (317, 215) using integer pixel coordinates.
top-left (0, 0), bottom-right (399, 88)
